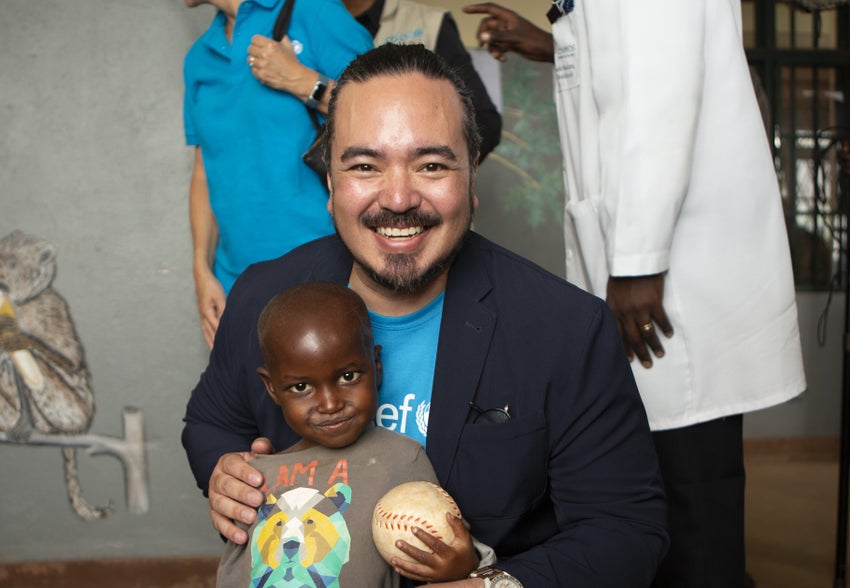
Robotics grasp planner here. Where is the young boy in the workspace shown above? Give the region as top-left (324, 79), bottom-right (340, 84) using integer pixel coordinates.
top-left (215, 282), bottom-right (491, 588)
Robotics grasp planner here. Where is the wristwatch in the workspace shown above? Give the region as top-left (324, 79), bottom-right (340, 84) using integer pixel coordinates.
top-left (469, 566), bottom-right (523, 587)
top-left (304, 73), bottom-right (330, 110)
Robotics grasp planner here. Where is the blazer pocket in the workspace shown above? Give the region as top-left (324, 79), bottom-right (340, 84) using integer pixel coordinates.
top-left (451, 412), bottom-right (548, 520)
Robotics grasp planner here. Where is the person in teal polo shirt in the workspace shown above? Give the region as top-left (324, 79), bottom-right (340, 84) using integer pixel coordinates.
top-left (184, 0), bottom-right (372, 347)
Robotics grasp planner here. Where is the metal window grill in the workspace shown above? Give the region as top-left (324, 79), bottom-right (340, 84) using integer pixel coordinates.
top-left (759, 6), bottom-right (850, 586)
top-left (747, 1), bottom-right (850, 290)
top-left (785, 0), bottom-right (850, 12)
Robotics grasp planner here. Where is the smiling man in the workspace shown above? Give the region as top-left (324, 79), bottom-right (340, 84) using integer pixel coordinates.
top-left (183, 43), bottom-right (668, 587)
top-left (326, 56), bottom-right (479, 311)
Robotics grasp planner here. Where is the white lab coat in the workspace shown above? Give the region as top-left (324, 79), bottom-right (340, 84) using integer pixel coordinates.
top-left (553, 0), bottom-right (806, 430)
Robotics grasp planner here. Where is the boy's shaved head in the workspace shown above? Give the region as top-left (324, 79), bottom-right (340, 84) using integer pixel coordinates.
top-left (257, 282), bottom-right (373, 368)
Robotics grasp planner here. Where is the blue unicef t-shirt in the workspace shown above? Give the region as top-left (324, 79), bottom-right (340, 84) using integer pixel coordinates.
top-left (370, 293), bottom-right (444, 447)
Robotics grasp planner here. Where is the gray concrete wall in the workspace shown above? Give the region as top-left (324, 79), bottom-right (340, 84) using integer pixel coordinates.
top-left (0, 0), bottom-right (842, 564)
top-left (744, 292), bottom-right (843, 439)
top-left (0, 0), bottom-right (223, 562)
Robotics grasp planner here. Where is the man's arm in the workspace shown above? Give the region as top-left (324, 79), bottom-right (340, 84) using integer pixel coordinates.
top-left (497, 302), bottom-right (668, 586)
top-left (183, 378), bottom-right (273, 544)
top-left (433, 14), bottom-right (502, 161)
top-left (188, 147), bottom-right (226, 349)
top-left (594, 1), bottom-right (704, 366)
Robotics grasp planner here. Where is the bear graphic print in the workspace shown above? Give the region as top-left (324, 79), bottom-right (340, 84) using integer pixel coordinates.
top-left (251, 483), bottom-right (352, 588)
top-left (215, 427), bottom-right (442, 588)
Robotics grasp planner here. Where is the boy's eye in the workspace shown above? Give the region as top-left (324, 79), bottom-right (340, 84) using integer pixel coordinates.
top-left (339, 371), bottom-right (362, 384)
top-left (288, 382), bottom-right (312, 394)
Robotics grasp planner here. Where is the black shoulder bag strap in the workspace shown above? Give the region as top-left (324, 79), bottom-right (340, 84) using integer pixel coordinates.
top-left (272, 0), bottom-right (295, 43)
top-left (272, 0), bottom-right (323, 134)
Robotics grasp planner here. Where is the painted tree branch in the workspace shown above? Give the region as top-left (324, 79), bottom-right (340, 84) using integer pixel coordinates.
top-left (0, 406), bottom-right (149, 514)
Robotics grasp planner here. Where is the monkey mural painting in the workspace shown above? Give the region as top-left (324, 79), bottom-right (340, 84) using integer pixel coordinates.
top-left (0, 230), bottom-right (149, 520)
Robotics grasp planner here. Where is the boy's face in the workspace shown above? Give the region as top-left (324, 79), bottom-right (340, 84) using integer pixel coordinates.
top-left (258, 312), bottom-right (379, 450)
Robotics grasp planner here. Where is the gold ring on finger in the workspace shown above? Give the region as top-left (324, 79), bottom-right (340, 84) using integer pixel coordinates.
top-left (641, 322), bottom-right (653, 333)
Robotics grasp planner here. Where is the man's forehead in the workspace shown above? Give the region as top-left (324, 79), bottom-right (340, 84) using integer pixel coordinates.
top-left (337, 72), bottom-right (460, 107)
top-left (332, 72), bottom-right (466, 154)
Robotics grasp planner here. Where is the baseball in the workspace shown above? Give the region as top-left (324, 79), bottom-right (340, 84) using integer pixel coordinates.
top-left (372, 481), bottom-right (461, 564)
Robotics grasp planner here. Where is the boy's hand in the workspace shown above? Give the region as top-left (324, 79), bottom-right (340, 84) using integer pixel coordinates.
top-left (390, 513), bottom-right (480, 583)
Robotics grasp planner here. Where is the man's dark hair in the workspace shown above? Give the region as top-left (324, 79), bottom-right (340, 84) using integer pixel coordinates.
top-left (323, 43), bottom-right (482, 167)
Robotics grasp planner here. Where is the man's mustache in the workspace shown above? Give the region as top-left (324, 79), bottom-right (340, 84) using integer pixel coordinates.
top-left (361, 210), bottom-right (441, 229)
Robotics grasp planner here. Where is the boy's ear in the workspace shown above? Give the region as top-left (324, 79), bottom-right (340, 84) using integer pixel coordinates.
top-left (374, 345), bottom-right (383, 388)
top-left (257, 366), bottom-right (281, 405)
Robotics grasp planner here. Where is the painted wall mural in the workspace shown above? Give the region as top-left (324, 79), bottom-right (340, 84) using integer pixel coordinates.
top-left (488, 57), bottom-right (563, 232)
top-left (0, 230), bottom-right (149, 520)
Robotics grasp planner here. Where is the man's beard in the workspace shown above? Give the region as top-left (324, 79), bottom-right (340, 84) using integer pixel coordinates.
top-left (336, 207), bottom-right (472, 295)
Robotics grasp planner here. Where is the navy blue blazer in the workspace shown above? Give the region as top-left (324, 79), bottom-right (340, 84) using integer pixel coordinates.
top-left (183, 232), bottom-right (668, 587)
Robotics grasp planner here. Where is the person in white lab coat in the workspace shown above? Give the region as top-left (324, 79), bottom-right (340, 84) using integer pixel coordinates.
top-left (464, 1), bottom-right (807, 586)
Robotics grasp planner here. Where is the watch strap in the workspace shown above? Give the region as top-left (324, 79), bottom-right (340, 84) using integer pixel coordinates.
top-left (469, 566), bottom-right (523, 587)
top-left (305, 73), bottom-right (330, 110)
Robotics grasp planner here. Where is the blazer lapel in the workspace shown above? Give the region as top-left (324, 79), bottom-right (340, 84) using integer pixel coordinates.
top-left (426, 236), bottom-right (496, 484)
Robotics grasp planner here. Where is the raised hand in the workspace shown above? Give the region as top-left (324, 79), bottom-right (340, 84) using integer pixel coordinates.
top-left (462, 3), bottom-right (554, 63)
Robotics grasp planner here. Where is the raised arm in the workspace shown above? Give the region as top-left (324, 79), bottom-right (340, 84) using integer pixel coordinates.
top-left (246, 34), bottom-right (337, 115)
top-left (462, 3), bottom-right (554, 63)
top-left (246, 0), bottom-right (373, 115)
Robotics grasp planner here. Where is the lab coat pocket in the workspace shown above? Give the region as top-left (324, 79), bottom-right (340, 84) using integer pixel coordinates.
top-left (566, 198), bottom-right (609, 297)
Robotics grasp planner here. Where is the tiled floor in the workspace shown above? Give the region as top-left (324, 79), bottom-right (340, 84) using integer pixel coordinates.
top-left (745, 438), bottom-right (842, 588)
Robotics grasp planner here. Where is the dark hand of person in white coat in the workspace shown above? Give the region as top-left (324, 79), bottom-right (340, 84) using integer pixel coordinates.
top-left (463, 3), bottom-right (554, 63)
top-left (606, 274), bottom-right (674, 369)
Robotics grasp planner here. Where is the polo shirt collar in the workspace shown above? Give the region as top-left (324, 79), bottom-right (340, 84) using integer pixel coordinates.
top-left (200, 0), bottom-right (281, 53)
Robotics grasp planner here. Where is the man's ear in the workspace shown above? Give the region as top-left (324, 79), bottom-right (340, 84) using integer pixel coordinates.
top-left (257, 366), bottom-right (281, 405)
top-left (374, 345), bottom-right (383, 388)
top-left (326, 172), bottom-right (334, 215)
top-left (469, 163), bottom-right (479, 212)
